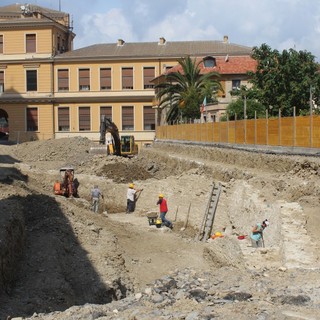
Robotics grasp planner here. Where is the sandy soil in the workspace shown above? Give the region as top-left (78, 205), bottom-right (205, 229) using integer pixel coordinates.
top-left (0, 137), bottom-right (319, 319)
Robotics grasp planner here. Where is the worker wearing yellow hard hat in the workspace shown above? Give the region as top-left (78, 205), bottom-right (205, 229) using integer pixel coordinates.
top-left (156, 194), bottom-right (173, 229)
top-left (126, 183), bottom-right (143, 213)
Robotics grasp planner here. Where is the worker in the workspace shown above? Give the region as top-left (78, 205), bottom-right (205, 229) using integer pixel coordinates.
top-left (53, 180), bottom-right (63, 195)
top-left (156, 194), bottom-right (173, 229)
top-left (250, 219), bottom-right (269, 247)
top-left (64, 169), bottom-right (74, 197)
top-left (126, 183), bottom-right (143, 213)
top-left (91, 185), bottom-right (104, 213)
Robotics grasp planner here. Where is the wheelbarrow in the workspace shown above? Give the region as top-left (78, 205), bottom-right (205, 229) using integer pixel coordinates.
top-left (147, 212), bottom-right (158, 226)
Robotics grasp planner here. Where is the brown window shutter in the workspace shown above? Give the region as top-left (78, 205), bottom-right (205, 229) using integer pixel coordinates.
top-left (122, 68), bottom-right (133, 89)
top-left (100, 106), bottom-right (112, 121)
top-left (143, 106), bottom-right (155, 130)
top-left (26, 34), bottom-right (36, 53)
top-left (58, 69), bottom-right (69, 90)
top-left (122, 106), bottom-right (134, 130)
top-left (143, 67), bottom-right (155, 88)
top-left (27, 107), bottom-right (38, 131)
top-left (58, 107), bottom-right (70, 131)
top-left (79, 69), bottom-right (90, 86)
top-left (79, 107), bottom-right (91, 131)
top-left (100, 68), bottom-right (111, 89)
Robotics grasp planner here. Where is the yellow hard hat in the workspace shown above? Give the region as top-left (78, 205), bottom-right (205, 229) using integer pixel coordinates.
top-left (129, 183), bottom-right (134, 188)
top-left (159, 194), bottom-right (164, 198)
top-left (215, 232), bottom-right (222, 237)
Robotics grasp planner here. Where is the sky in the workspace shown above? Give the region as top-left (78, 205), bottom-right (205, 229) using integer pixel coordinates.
top-left (2, 0), bottom-right (320, 61)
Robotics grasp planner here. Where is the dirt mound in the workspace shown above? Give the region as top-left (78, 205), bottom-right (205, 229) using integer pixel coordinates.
top-left (11, 136), bottom-right (94, 169)
top-left (96, 159), bottom-right (153, 183)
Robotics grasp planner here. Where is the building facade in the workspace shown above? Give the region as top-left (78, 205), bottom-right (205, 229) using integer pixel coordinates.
top-left (0, 3), bottom-right (256, 146)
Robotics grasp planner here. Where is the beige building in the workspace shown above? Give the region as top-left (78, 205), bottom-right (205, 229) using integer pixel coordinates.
top-left (0, 3), bottom-right (255, 146)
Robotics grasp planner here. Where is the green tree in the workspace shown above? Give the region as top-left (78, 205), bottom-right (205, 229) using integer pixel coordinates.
top-left (226, 98), bottom-right (266, 120)
top-left (247, 44), bottom-right (320, 116)
top-left (226, 85), bottom-right (265, 120)
top-left (155, 56), bottom-right (222, 123)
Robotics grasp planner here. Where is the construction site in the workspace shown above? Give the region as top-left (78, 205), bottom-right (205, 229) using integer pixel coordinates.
top-left (0, 136), bottom-right (319, 320)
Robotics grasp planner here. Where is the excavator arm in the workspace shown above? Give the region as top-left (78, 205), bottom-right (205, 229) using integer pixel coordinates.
top-left (99, 115), bottom-right (121, 156)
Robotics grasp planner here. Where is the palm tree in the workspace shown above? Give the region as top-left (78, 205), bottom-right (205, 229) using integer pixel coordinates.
top-left (155, 56), bottom-right (222, 123)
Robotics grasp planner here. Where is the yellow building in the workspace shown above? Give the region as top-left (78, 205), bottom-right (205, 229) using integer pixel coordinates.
top-left (0, 3), bottom-right (254, 146)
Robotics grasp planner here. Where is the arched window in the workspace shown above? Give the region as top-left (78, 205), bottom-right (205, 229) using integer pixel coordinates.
top-left (203, 56), bottom-right (216, 68)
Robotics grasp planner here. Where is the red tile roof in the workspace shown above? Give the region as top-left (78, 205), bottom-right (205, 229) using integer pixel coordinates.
top-left (167, 56), bottom-right (257, 75)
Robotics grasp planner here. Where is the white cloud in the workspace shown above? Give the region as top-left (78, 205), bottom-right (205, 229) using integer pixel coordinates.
top-left (75, 8), bottom-right (136, 48)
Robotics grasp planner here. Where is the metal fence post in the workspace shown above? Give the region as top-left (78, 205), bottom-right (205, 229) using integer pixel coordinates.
top-left (227, 113), bottom-right (229, 143)
top-left (235, 114), bottom-right (237, 144)
top-left (266, 110), bottom-right (268, 146)
top-left (278, 109), bottom-right (281, 146)
top-left (212, 120), bottom-right (214, 142)
top-left (254, 110), bottom-right (257, 145)
top-left (293, 107), bottom-right (296, 147)
top-left (310, 107), bottom-right (313, 147)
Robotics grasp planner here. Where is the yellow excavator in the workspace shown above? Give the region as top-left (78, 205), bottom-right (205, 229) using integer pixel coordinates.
top-left (90, 116), bottom-right (138, 157)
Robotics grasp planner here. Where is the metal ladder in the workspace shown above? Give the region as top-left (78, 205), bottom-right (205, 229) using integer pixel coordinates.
top-left (197, 182), bottom-right (222, 242)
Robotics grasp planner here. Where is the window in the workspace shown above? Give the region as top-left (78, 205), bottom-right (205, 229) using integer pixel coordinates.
top-left (232, 79), bottom-right (241, 90)
top-left (143, 106), bottom-right (155, 130)
top-left (26, 70), bottom-right (37, 91)
top-left (0, 71), bottom-right (4, 92)
top-left (26, 34), bottom-right (36, 53)
top-left (79, 69), bottom-right (90, 91)
top-left (143, 67), bottom-right (155, 89)
top-left (203, 56), bottom-right (216, 68)
top-left (122, 106), bottom-right (134, 130)
top-left (58, 69), bottom-right (69, 91)
top-left (79, 107), bottom-right (90, 131)
top-left (0, 35), bottom-right (3, 54)
top-left (58, 107), bottom-right (70, 131)
top-left (27, 108), bottom-right (38, 131)
top-left (100, 68), bottom-right (111, 90)
top-left (122, 67), bottom-right (133, 89)
top-left (100, 106), bottom-right (112, 122)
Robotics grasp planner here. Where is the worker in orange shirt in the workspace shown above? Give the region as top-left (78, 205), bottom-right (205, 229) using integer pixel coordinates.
top-left (53, 180), bottom-right (63, 195)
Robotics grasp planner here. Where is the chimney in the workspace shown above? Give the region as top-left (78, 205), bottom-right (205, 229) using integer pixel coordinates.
top-left (159, 37), bottom-right (166, 45)
top-left (117, 39), bottom-right (125, 46)
top-left (223, 35), bottom-right (229, 43)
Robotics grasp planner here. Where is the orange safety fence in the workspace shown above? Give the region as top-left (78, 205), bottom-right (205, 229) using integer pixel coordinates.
top-left (156, 115), bottom-right (320, 148)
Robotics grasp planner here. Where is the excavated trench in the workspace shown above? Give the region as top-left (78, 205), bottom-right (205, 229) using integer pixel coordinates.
top-left (0, 170), bottom-right (133, 318)
top-left (1, 140), bottom-right (320, 318)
